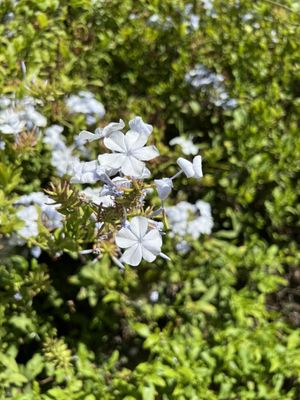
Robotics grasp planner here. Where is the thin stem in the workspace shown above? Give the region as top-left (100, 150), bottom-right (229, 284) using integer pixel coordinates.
top-left (122, 206), bottom-right (127, 226)
top-left (170, 169), bottom-right (183, 180)
top-left (161, 200), bottom-right (169, 230)
top-left (111, 256), bottom-right (125, 270)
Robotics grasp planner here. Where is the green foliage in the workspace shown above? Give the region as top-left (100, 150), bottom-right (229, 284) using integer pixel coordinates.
top-left (0, 0), bottom-right (300, 399)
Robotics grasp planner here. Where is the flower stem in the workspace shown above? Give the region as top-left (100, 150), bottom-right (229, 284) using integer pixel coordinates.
top-left (170, 170), bottom-right (183, 180)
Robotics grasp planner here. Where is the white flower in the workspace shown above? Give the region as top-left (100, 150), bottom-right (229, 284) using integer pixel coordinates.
top-left (51, 144), bottom-right (80, 177)
top-left (66, 91), bottom-right (105, 120)
top-left (0, 96), bottom-right (11, 108)
top-left (31, 246), bottom-right (42, 258)
top-left (70, 160), bottom-right (101, 184)
top-left (79, 119), bottom-right (125, 143)
top-left (16, 191), bottom-right (63, 231)
top-left (175, 241), bottom-right (191, 254)
top-left (0, 109), bottom-right (25, 134)
top-left (14, 292), bottom-right (23, 301)
top-left (0, 96), bottom-right (47, 132)
top-left (196, 200), bottom-right (211, 217)
top-left (44, 125), bottom-right (80, 177)
top-left (100, 176), bottom-right (132, 198)
top-left (169, 136), bottom-right (198, 155)
top-left (111, 176), bottom-right (132, 190)
top-left (149, 290), bottom-right (159, 302)
top-left (86, 115), bottom-right (96, 125)
top-left (128, 116), bottom-right (153, 136)
top-left (23, 106), bottom-right (47, 129)
top-left (177, 155), bottom-right (203, 178)
top-left (81, 187), bottom-right (115, 207)
top-left (99, 129), bottom-right (159, 178)
top-left (154, 178), bottom-right (173, 200)
top-left (195, 200), bottom-right (213, 234)
top-left (166, 200), bottom-right (213, 242)
top-left (43, 125), bottom-right (65, 150)
top-left (95, 164), bottom-right (119, 180)
top-left (116, 216), bottom-right (162, 266)
top-left (16, 206), bottom-right (39, 239)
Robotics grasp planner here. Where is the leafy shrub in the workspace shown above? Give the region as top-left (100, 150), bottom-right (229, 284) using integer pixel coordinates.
top-left (0, 0), bottom-right (300, 399)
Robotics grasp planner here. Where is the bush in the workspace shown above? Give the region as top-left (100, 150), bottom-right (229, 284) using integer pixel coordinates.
top-left (0, 0), bottom-right (300, 399)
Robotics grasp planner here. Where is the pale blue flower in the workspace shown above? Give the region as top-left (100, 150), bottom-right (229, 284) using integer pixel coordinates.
top-left (51, 144), bottom-right (80, 177)
top-left (17, 191), bottom-right (63, 231)
top-left (169, 136), bottom-right (198, 155)
top-left (14, 292), bottom-right (23, 301)
top-left (99, 128), bottom-right (159, 178)
top-left (166, 200), bottom-right (213, 243)
top-left (70, 160), bottom-right (101, 184)
top-left (185, 63), bottom-right (237, 109)
top-left (66, 91), bottom-right (105, 124)
top-left (31, 246), bottom-right (42, 258)
top-left (43, 125), bottom-right (65, 150)
top-left (154, 178), bottom-right (173, 200)
top-left (23, 106), bottom-right (46, 129)
top-left (16, 206), bottom-right (39, 239)
top-left (116, 216), bottom-right (163, 266)
top-left (128, 116), bottom-right (153, 136)
top-left (0, 109), bottom-right (25, 134)
top-left (81, 187), bottom-right (115, 207)
top-left (177, 155), bottom-right (203, 179)
top-left (79, 119), bottom-right (125, 143)
top-left (149, 290), bottom-right (159, 302)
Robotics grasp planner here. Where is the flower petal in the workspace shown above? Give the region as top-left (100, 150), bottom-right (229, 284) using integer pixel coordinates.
top-left (129, 116), bottom-right (153, 135)
top-left (142, 229), bottom-right (162, 254)
top-left (130, 216), bottom-right (148, 238)
top-left (122, 156), bottom-right (145, 177)
top-left (98, 153), bottom-right (124, 169)
top-left (140, 167), bottom-right (151, 179)
top-left (102, 119), bottom-right (125, 137)
top-left (142, 247), bottom-right (157, 262)
top-left (124, 130), bottom-right (148, 150)
top-left (116, 227), bottom-right (138, 248)
top-left (193, 155), bottom-right (203, 178)
top-left (70, 160), bottom-right (99, 183)
top-left (103, 131), bottom-right (126, 152)
top-left (79, 129), bottom-right (102, 143)
top-left (132, 145), bottom-right (159, 161)
top-left (121, 243), bottom-right (143, 266)
top-left (154, 178), bottom-right (173, 200)
top-left (177, 157), bottom-right (195, 178)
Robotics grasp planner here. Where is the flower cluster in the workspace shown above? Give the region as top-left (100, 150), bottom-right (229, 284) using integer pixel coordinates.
top-left (0, 95), bottom-right (46, 135)
top-left (65, 91), bottom-right (105, 126)
top-left (43, 125), bottom-right (80, 177)
top-left (166, 200), bottom-right (213, 254)
top-left (169, 136), bottom-right (198, 156)
top-left (185, 64), bottom-right (237, 108)
top-left (16, 192), bottom-right (63, 231)
top-left (11, 192), bottom-right (63, 257)
top-left (4, 104), bottom-right (212, 267)
top-left (60, 116), bottom-right (208, 266)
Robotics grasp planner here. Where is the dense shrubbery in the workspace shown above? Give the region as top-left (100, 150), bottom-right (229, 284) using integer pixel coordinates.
top-left (1, 0), bottom-right (300, 399)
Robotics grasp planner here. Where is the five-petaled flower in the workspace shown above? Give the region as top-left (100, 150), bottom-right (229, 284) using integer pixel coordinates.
top-left (116, 216), bottom-right (162, 266)
top-left (98, 130), bottom-right (159, 178)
